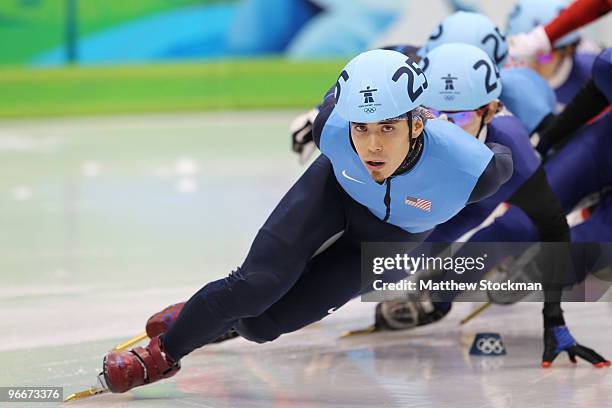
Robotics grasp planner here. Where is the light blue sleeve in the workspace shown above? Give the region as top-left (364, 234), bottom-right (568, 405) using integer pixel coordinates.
top-left (425, 119), bottom-right (494, 180)
top-left (500, 68), bottom-right (556, 135)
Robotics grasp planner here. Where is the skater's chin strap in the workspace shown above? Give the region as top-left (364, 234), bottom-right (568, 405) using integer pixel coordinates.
top-left (475, 108), bottom-right (489, 142)
top-left (392, 135), bottom-right (424, 176)
top-left (393, 114), bottom-right (425, 177)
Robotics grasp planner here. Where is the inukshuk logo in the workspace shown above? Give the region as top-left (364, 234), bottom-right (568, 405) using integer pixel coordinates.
top-left (440, 74), bottom-right (459, 101)
top-left (360, 86), bottom-right (377, 103)
top-left (359, 86), bottom-right (381, 114)
top-left (442, 74), bottom-right (457, 90)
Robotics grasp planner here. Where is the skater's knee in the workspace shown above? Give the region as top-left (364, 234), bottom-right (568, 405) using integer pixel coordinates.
top-left (224, 268), bottom-right (291, 317)
top-left (235, 314), bottom-right (282, 344)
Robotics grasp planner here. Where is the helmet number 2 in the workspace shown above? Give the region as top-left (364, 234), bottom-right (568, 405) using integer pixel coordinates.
top-left (335, 70), bottom-right (349, 101)
top-left (473, 59), bottom-right (499, 94)
top-left (481, 28), bottom-right (508, 66)
top-left (429, 24), bottom-right (443, 41)
top-left (392, 59), bottom-right (429, 103)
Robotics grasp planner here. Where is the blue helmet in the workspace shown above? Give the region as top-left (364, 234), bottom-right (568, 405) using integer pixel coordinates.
top-left (507, 0), bottom-right (580, 48)
top-left (334, 49), bottom-right (429, 123)
top-left (422, 43), bottom-right (502, 111)
top-left (422, 11), bottom-right (509, 68)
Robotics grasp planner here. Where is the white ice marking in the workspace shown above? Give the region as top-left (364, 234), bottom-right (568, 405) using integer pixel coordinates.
top-left (82, 161), bottom-right (101, 177)
top-left (12, 185), bottom-right (32, 201)
top-left (176, 178), bottom-right (198, 194)
top-left (175, 157), bottom-right (199, 177)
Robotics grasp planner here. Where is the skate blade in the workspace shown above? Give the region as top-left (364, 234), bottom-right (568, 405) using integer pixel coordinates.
top-left (459, 302), bottom-right (491, 326)
top-left (340, 325), bottom-right (379, 338)
top-left (64, 387), bottom-right (108, 402)
top-left (112, 332), bottom-right (148, 351)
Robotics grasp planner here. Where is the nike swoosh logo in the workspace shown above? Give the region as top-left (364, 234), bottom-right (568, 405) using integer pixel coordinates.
top-left (341, 170), bottom-right (365, 184)
top-left (328, 307), bottom-right (338, 314)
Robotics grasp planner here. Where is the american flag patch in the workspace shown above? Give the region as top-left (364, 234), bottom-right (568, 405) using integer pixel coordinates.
top-left (405, 196), bottom-right (432, 212)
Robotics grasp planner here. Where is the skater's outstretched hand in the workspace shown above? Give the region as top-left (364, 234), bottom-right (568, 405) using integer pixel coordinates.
top-left (507, 26), bottom-right (551, 60)
top-left (374, 296), bottom-right (452, 331)
top-left (290, 108), bottom-right (319, 165)
top-left (542, 325), bottom-right (611, 368)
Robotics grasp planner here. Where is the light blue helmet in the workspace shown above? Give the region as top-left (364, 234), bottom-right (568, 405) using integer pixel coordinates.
top-left (421, 43), bottom-right (502, 111)
top-left (334, 49), bottom-right (429, 123)
top-left (507, 0), bottom-right (580, 48)
top-left (423, 11), bottom-right (508, 68)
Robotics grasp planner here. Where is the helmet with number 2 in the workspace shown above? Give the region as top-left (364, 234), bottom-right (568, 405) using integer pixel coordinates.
top-left (422, 43), bottom-right (502, 111)
top-left (507, 0), bottom-right (579, 49)
top-left (334, 49), bottom-right (429, 123)
top-left (423, 11), bottom-right (509, 69)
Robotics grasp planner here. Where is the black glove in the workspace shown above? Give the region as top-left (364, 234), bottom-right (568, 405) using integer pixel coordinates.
top-left (541, 300), bottom-right (610, 369)
top-left (290, 108), bottom-right (319, 164)
top-left (542, 325), bottom-right (611, 368)
top-left (374, 296), bottom-right (451, 331)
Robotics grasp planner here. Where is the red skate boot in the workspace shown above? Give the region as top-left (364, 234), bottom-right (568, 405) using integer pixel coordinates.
top-left (102, 335), bottom-right (180, 393)
top-left (146, 301), bottom-right (239, 343)
top-left (146, 302), bottom-right (185, 338)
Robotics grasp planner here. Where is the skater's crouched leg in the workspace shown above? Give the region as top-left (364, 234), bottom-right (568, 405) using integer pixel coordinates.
top-left (217, 229), bottom-right (308, 319)
top-left (235, 313), bottom-right (282, 344)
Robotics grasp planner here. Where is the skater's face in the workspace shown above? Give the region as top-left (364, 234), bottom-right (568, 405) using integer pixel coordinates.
top-left (429, 100), bottom-right (499, 138)
top-left (351, 118), bottom-right (424, 183)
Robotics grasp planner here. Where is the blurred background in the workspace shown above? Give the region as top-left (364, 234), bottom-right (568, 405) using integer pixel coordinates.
top-left (0, 0), bottom-right (610, 118)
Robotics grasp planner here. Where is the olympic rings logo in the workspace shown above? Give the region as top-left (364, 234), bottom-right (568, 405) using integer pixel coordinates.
top-left (476, 337), bottom-right (504, 354)
top-left (364, 107), bottom-right (377, 114)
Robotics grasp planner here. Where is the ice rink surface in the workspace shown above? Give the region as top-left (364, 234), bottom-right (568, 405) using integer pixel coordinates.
top-left (1, 112), bottom-right (611, 407)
